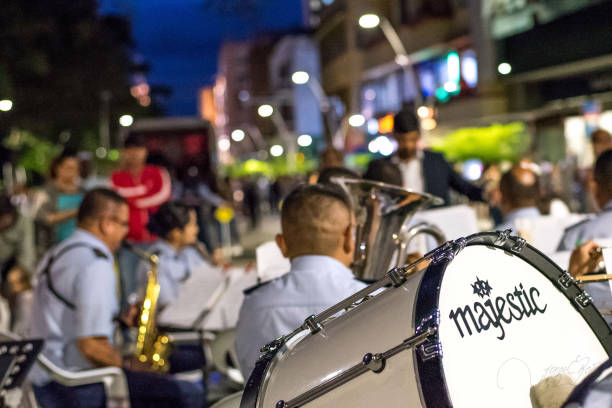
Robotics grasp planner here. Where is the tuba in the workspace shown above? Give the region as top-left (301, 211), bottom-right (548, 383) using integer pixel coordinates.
top-left (123, 243), bottom-right (172, 371)
top-left (332, 177), bottom-right (446, 281)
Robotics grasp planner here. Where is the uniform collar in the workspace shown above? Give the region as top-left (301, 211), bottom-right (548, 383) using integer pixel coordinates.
top-left (72, 228), bottom-right (113, 259)
top-left (290, 255), bottom-right (352, 277)
top-left (152, 239), bottom-right (180, 257)
top-left (503, 207), bottom-right (541, 224)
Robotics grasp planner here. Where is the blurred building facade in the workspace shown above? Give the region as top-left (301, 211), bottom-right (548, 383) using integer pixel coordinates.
top-left (307, 0), bottom-right (612, 162)
top-left (206, 33), bottom-right (324, 161)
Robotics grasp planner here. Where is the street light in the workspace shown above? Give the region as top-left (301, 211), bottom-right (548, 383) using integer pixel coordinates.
top-left (291, 71), bottom-right (310, 85)
top-left (0, 100), bottom-right (13, 112)
top-left (119, 114), bottom-right (134, 127)
top-left (498, 62), bottom-right (512, 75)
top-left (297, 134), bottom-right (313, 147)
top-left (270, 144), bottom-right (284, 157)
top-left (358, 13), bottom-right (422, 106)
top-left (348, 114), bottom-right (366, 127)
top-left (358, 14), bottom-right (380, 29)
top-left (257, 104), bottom-right (274, 118)
top-left (291, 70), bottom-right (337, 146)
top-left (231, 129), bottom-right (245, 142)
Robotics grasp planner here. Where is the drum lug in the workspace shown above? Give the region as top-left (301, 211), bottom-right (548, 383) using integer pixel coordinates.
top-left (418, 339), bottom-right (443, 361)
top-left (495, 229), bottom-right (512, 245)
top-left (305, 315), bottom-right (323, 334)
top-left (416, 310), bottom-right (442, 361)
top-left (387, 267), bottom-right (407, 287)
top-left (260, 336), bottom-right (285, 354)
top-left (432, 238), bottom-right (467, 265)
top-left (511, 237), bottom-right (527, 254)
top-left (575, 292), bottom-right (593, 308)
top-left (558, 271), bottom-right (574, 289)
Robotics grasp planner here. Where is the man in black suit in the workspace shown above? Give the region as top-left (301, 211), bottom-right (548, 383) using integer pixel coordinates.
top-left (369, 108), bottom-right (484, 206)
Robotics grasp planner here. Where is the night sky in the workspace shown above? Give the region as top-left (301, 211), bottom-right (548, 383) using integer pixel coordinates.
top-left (101, 0), bottom-right (304, 116)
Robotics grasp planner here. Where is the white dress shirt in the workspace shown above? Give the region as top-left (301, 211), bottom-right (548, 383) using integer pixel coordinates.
top-left (398, 150), bottom-right (424, 192)
top-left (235, 255), bottom-right (366, 379)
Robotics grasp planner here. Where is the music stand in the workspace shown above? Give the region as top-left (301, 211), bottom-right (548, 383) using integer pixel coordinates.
top-left (0, 339), bottom-right (43, 408)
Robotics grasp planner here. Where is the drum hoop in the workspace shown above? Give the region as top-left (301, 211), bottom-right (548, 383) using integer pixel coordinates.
top-left (241, 230), bottom-right (612, 408)
top-left (413, 231), bottom-right (612, 408)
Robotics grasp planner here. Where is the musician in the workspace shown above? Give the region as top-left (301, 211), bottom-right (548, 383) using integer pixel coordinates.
top-left (135, 201), bottom-right (205, 308)
top-left (235, 184), bottom-right (366, 378)
top-left (558, 149), bottom-right (612, 251)
top-left (29, 188), bottom-right (204, 408)
top-left (495, 164), bottom-right (541, 234)
top-left (370, 108), bottom-right (484, 206)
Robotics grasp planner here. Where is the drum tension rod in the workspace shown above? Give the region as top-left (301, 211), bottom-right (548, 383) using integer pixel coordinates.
top-left (274, 326), bottom-right (437, 408)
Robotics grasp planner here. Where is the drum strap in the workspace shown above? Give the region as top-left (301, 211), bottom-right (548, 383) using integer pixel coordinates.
top-left (42, 243), bottom-right (109, 310)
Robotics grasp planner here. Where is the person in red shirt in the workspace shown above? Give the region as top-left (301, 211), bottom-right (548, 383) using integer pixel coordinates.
top-left (111, 135), bottom-right (171, 303)
top-left (111, 135), bottom-right (171, 243)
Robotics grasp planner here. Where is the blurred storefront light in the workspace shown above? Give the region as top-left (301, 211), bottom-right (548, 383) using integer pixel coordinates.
top-left (446, 52), bottom-right (460, 84)
top-left (498, 62), bottom-right (512, 75)
top-left (258, 104), bottom-right (274, 118)
top-left (367, 118), bottom-right (379, 134)
top-left (297, 134), bottom-right (313, 147)
top-left (291, 71), bottom-right (310, 85)
top-left (421, 118), bottom-right (437, 131)
top-left (461, 50), bottom-right (478, 88)
top-left (417, 106), bottom-right (433, 119)
top-left (218, 139), bottom-right (231, 152)
top-left (231, 129), bottom-right (245, 142)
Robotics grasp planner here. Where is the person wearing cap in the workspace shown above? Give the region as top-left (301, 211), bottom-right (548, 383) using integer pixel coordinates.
top-left (370, 108), bottom-right (485, 206)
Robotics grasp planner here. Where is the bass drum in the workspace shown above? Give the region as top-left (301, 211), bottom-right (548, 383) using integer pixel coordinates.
top-left (240, 232), bottom-right (612, 408)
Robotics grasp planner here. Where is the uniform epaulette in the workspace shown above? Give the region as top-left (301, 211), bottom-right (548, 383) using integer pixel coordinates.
top-left (92, 248), bottom-right (109, 259)
top-left (243, 280), bottom-right (273, 295)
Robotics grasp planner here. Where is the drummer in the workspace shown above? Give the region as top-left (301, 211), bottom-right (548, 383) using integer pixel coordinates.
top-left (235, 183), bottom-right (367, 378)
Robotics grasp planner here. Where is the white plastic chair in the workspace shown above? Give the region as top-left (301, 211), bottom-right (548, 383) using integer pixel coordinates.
top-left (0, 331), bottom-right (130, 408)
top-left (208, 328), bottom-right (243, 385)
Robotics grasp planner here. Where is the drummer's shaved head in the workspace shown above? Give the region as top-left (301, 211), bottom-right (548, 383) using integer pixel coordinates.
top-left (278, 184), bottom-right (353, 261)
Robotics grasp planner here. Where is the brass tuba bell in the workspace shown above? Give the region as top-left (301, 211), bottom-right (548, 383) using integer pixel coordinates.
top-left (332, 177), bottom-right (445, 281)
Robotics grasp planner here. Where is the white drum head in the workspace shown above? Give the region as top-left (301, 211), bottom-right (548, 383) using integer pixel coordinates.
top-left (437, 245), bottom-right (609, 408)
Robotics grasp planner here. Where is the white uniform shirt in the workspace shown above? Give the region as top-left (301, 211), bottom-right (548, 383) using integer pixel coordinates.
top-left (557, 200), bottom-right (612, 326)
top-left (398, 150), bottom-right (424, 192)
top-left (136, 241), bottom-right (206, 307)
top-left (495, 206), bottom-right (542, 235)
top-left (29, 229), bottom-right (118, 385)
top-left (558, 201), bottom-right (612, 251)
top-left (235, 255), bottom-right (366, 379)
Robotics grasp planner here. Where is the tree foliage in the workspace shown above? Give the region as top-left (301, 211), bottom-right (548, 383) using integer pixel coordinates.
top-left (0, 0), bottom-right (145, 143)
top-left (431, 122), bottom-right (531, 163)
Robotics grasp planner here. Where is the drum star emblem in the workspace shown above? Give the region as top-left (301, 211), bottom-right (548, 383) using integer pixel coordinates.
top-left (471, 277), bottom-right (493, 298)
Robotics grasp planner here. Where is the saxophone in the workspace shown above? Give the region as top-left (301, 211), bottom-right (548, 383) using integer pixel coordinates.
top-left (124, 243), bottom-right (172, 372)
